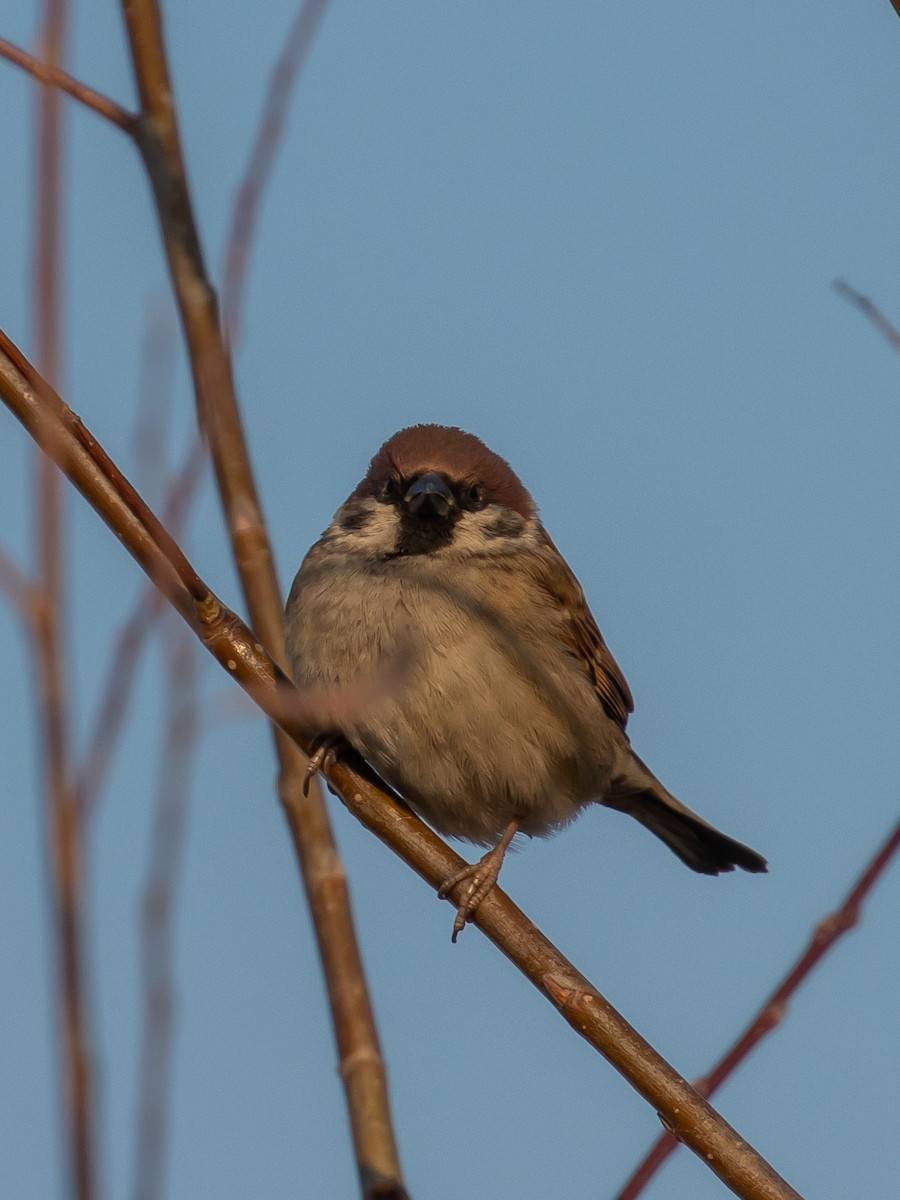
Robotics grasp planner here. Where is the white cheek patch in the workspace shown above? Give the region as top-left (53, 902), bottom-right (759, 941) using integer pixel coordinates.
top-left (448, 509), bottom-right (539, 556)
top-left (329, 499), bottom-right (398, 556)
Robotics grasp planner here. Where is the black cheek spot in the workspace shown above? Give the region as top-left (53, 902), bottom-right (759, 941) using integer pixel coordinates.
top-left (338, 502), bottom-right (371, 532)
top-left (482, 511), bottom-right (525, 539)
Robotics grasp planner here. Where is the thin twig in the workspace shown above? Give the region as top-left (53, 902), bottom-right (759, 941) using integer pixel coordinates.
top-left (221, 0), bottom-right (330, 342)
top-left (132, 618), bottom-right (198, 1200)
top-left (0, 544), bottom-right (39, 627)
top-left (30, 5), bottom-right (99, 1198)
top-left (616, 818), bottom-right (900, 1199)
top-left (0, 330), bottom-right (803, 1200)
top-left (834, 278), bottom-right (900, 352)
top-left (118, 2), bottom-right (408, 1193)
top-left (0, 34), bottom-right (135, 132)
top-left (76, 366), bottom-right (205, 822)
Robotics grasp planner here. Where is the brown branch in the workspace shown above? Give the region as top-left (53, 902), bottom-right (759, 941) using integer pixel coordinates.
top-left (0, 331), bottom-right (803, 1200)
top-left (0, 34), bottom-right (135, 132)
top-left (221, 0), bottom-right (330, 342)
top-left (132, 618), bottom-right (198, 1200)
top-left (117, 2), bottom-right (408, 1193)
top-left (833, 278), bottom-right (900, 352)
top-left (889, 0), bottom-right (900, 21)
top-left (1, 330), bottom-right (189, 611)
top-left (0, 544), bottom-right (39, 626)
top-left (30, 5), bottom-right (99, 1198)
top-left (76, 379), bottom-right (206, 822)
top-left (616, 818), bottom-right (900, 1199)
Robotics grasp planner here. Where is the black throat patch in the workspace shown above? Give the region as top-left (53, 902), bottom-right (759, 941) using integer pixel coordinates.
top-left (394, 506), bottom-right (460, 556)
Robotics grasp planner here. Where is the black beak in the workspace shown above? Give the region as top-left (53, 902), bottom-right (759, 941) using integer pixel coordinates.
top-left (404, 472), bottom-right (456, 519)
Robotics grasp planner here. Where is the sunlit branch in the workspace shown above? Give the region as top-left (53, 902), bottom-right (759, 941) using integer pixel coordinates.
top-left (0, 329), bottom-right (803, 1200)
top-left (616, 817), bottom-right (900, 1199)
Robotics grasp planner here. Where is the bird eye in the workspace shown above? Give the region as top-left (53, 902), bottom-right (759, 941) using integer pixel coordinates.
top-left (381, 476), bottom-right (398, 498)
top-left (467, 484), bottom-right (483, 506)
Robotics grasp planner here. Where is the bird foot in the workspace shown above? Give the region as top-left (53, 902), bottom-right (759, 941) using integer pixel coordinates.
top-left (303, 734), bottom-right (347, 796)
top-left (438, 823), bottom-right (517, 942)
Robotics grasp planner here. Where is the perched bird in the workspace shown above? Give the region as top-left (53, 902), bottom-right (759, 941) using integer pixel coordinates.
top-left (286, 425), bottom-right (766, 939)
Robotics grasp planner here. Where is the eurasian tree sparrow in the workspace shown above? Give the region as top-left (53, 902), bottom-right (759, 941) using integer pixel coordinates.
top-left (286, 425), bottom-right (766, 939)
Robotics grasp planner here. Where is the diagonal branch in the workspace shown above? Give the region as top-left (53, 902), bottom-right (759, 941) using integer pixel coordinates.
top-left (0, 544), bottom-right (39, 627)
top-left (0, 34), bottom-right (135, 131)
top-left (834, 278), bottom-right (900, 352)
top-left (0, 329), bottom-right (803, 1200)
top-left (616, 817), bottom-right (900, 1199)
top-left (75, 436), bottom-right (206, 819)
top-left (117, 2), bottom-right (407, 1194)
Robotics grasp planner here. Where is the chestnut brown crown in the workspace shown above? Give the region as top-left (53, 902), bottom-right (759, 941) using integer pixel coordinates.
top-left (356, 424), bottom-right (535, 518)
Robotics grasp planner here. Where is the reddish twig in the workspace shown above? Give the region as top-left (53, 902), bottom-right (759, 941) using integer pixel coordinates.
top-left (834, 278), bottom-right (900, 352)
top-left (28, 5), bottom-right (99, 1199)
top-left (1, 329), bottom-right (802, 1200)
top-left (221, 0), bottom-right (330, 342)
top-left (117, 1), bottom-right (408, 1192)
top-left (0, 544), bottom-right (39, 626)
top-left (0, 34), bottom-right (135, 132)
top-left (132, 618), bottom-right (198, 1200)
top-left (616, 818), bottom-right (900, 1199)
top-left (76, 364), bottom-right (206, 823)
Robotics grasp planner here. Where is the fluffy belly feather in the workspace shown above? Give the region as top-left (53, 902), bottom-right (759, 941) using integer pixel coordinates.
top-left (288, 556), bottom-right (613, 844)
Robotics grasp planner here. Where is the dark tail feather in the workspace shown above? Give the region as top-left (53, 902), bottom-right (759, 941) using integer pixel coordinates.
top-left (605, 755), bottom-right (767, 876)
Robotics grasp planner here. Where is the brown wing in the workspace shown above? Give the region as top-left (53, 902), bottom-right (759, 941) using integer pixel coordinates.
top-left (530, 529), bottom-right (634, 729)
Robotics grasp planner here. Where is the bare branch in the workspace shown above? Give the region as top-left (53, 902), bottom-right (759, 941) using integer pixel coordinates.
top-left (0, 544), bottom-right (39, 627)
top-left (616, 818), bottom-right (900, 1199)
top-left (0, 329), bottom-right (803, 1200)
top-left (221, 0), bottom-right (330, 342)
top-left (132, 618), bottom-right (198, 1200)
top-left (118, 1), bottom-right (408, 1191)
top-left (834, 278), bottom-right (900, 352)
top-left (76, 359), bottom-right (205, 822)
top-left (0, 34), bottom-right (135, 132)
top-left (29, 6), bottom-right (99, 1197)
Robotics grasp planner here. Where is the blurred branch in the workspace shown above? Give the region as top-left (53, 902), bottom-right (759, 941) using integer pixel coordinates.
top-left (0, 544), bottom-right (39, 626)
top-left (617, 818), bottom-right (900, 1199)
top-left (132, 619), bottom-right (198, 1200)
top-left (76, 347), bottom-right (205, 823)
top-left (203, 686), bottom-right (262, 730)
top-left (221, 0), bottom-right (329, 342)
top-left (0, 330), bottom-right (803, 1200)
top-left (833, 278), bottom-right (900, 352)
top-left (0, 34), bottom-right (135, 131)
top-left (117, 2), bottom-right (408, 1194)
top-left (30, 3), bottom-right (99, 1198)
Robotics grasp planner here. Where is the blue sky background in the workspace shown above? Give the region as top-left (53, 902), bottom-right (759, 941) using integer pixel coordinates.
top-left (2, 3), bottom-right (900, 1198)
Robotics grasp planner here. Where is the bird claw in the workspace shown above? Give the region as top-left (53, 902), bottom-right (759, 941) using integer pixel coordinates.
top-left (303, 734), bottom-right (345, 796)
top-left (438, 848), bottom-right (506, 943)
